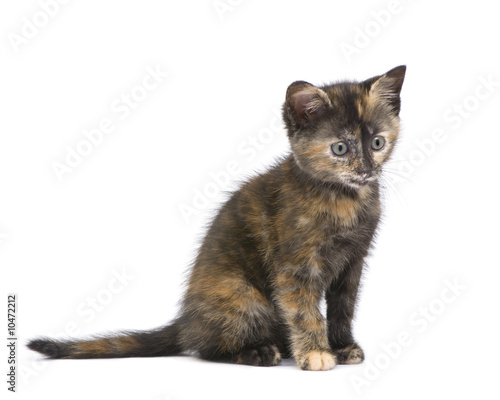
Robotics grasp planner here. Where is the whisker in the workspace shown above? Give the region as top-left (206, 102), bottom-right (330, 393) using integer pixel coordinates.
top-left (379, 172), bottom-right (408, 208)
top-left (381, 167), bottom-right (416, 185)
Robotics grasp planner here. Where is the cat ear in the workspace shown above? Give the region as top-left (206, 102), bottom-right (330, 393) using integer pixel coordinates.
top-left (367, 65), bottom-right (406, 115)
top-left (284, 81), bottom-right (332, 128)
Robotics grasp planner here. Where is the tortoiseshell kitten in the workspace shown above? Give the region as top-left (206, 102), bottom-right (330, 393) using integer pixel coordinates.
top-left (28, 66), bottom-right (406, 371)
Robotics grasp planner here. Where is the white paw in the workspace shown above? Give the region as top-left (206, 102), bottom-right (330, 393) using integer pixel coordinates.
top-left (299, 351), bottom-right (337, 371)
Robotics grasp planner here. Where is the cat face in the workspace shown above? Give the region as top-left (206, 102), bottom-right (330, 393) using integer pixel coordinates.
top-left (283, 66), bottom-right (406, 189)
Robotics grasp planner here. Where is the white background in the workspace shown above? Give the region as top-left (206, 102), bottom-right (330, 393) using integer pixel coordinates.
top-left (1, 0), bottom-right (499, 399)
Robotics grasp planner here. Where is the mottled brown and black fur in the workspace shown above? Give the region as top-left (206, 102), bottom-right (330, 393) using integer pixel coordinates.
top-left (28, 66), bottom-right (406, 371)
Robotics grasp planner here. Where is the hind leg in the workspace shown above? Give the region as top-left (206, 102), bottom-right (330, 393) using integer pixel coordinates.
top-left (198, 343), bottom-right (282, 367)
top-left (181, 274), bottom-right (284, 366)
top-left (236, 344), bottom-right (282, 366)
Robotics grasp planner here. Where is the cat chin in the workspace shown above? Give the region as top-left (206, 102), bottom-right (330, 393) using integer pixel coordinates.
top-left (347, 179), bottom-right (371, 188)
top-left (309, 174), bottom-right (373, 191)
top-left (344, 181), bottom-right (369, 190)
top-left (340, 177), bottom-right (378, 191)
top-left (343, 171), bottom-right (381, 190)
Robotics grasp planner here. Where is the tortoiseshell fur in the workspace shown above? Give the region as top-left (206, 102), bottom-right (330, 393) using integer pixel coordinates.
top-left (28, 66), bottom-right (406, 371)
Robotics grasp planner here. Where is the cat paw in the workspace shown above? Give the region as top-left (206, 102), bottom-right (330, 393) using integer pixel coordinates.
top-left (297, 351), bottom-right (337, 371)
top-left (333, 342), bottom-right (364, 365)
top-left (236, 345), bottom-right (282, 366)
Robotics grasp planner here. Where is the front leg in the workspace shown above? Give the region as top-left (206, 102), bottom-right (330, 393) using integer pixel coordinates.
top-left (326, 256), bottom-right (365, 364)
top-left (275, 272), bottom-right (336, 371)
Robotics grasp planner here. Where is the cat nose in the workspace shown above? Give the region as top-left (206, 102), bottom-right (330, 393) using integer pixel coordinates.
top-left (360, 171), bottom-right (372, 180)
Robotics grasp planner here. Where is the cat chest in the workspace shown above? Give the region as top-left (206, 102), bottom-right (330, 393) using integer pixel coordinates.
top-left (284, 203), bottom-right (376, 282)
top-left (281, 226), bottom-right (372, 287)
top-left (296, 190), bottom-right (369, 229)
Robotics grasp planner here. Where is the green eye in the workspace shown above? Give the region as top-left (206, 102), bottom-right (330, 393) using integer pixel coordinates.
top-left (331, 141), bottom-right (348, 156)
top-left (371, 136), bottom-right (385, 150)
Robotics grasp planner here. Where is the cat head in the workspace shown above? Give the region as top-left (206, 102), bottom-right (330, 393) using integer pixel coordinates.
top-left (282, 66), bottom-right (406, 189)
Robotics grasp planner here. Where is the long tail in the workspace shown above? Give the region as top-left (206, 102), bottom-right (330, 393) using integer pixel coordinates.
top-left (27, 322), bottom-right (182, 359)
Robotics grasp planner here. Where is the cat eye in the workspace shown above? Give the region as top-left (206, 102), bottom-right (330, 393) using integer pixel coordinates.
top-left (331, 142), bottom-right (348, 156)
top-left (371, 136), bottom-right (385, 150)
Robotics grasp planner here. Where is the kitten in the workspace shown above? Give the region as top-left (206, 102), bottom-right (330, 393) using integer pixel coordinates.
top-left (28, 66), bottom-right (406, 371)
